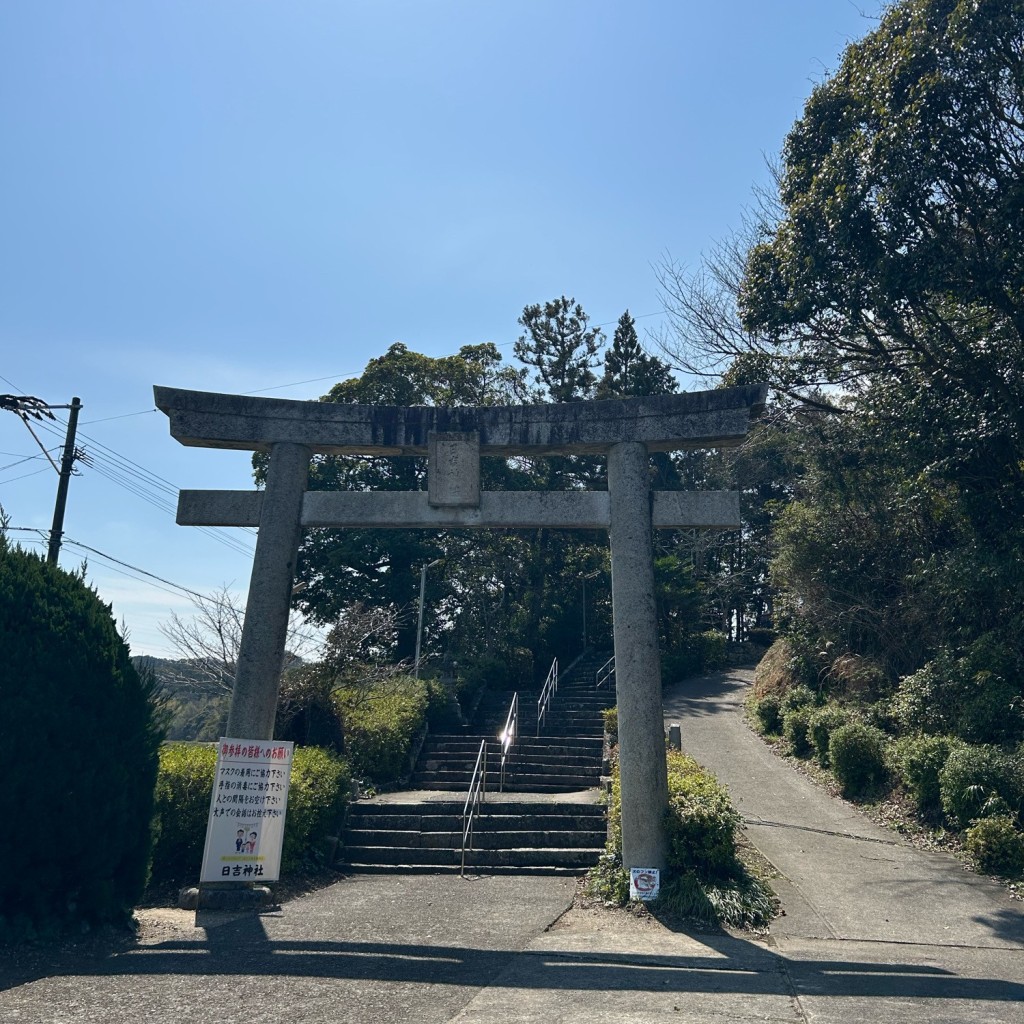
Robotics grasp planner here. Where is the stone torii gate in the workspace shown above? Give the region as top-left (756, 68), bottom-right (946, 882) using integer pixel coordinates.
top-left (155, 383), bottom-right (766, 872)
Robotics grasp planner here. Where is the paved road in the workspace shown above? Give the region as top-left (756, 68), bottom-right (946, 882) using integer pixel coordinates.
top-left (3, 667), bottom-right (1022, 1023)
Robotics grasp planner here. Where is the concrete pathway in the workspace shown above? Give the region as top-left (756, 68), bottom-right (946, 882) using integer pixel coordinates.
top-left (3, 667), bottom-right (1022, 1023)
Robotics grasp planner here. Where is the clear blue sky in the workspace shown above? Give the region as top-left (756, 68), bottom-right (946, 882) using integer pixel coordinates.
top-left (1, 1), bottom-right (878, 655)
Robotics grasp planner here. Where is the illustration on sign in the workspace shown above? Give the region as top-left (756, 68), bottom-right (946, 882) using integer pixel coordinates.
top-left (629, 867), bottom-right (661, 901)
top-left (199, 738), bottom-right (294, 883)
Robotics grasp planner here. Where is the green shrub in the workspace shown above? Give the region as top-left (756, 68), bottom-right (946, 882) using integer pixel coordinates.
top-left (891, 649), bottom-right (1024, 746)
top-left (283, 747), bottom-right (351, 871)
top-left (782, 684), bottom-right (817, 713)
top-left (889, 735), bottom-right (961, 817)
top-left (150, 744), bottom-right (217, 885)
top-left (808, 705), bottom-right (851, 765)
top-left (424, 677), bottom-right (463, 731)
top-left (149, 743), bottom-right (351, 884)
top-left (939, 744), bottom-right (1022, 829)
top-left (602, 706), bottom-right (618, 745)
top-left (749, 693), bottom-right (783, 735)
top-left (698, 630), bottom-right (728, 671)
top-left (656, 869), bottom-right (780, 930)
top-left (0, 541), bottom-right (164, 938)
top-left (583, 853), bottom-right (630, 905)
top-left (783, 706), bottom-right (814, 758)
top-left (662, 648), bottom-right (702, 681)
top-left (829, 722), bottom-right (889, 799)
top-left (336, 676), bottom-right (429, 783)
top-left (275, 664), bottom-right (345, 750)
top-left (664, 750), bottom-right (741, 880)
top-left (588, 750), bottom-right (775, 927)
top-left (964, 817), bottom-right (1024, 877)
top-left (745, 627), bottom-right (776, 647)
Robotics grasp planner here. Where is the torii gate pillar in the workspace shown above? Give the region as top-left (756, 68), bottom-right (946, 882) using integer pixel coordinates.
top-left (227, 441), bottom-right (311, 739)
top-left (609, 441), bottom-right (668, 870)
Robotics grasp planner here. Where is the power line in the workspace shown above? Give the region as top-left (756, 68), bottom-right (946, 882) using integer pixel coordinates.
top-left (0, 448), bottom-right (59, 473)
top-left (30, 413), bottom-right (258, 558)
top-left (0, 466), bottom-right (53, 485)
top-left (243, 370), bottom-right (360, 395)
top-left (26, 531), bottom-right (319, 648)
top-left (82, 409), bottom-right (159, 426)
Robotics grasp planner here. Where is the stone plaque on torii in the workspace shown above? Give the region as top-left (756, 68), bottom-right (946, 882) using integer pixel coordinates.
top-left (155, 383), bottom-right (766, 872)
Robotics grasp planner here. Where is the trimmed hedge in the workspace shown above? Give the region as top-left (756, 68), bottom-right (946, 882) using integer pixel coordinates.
top-left (783, 706), bottom-right (814, 758)
top-left (829, 722), bottom-right (889, 799)
top-left (964, 817), bottom-right (1024, 877)
top-left (939, 744), bottom-right (1022, 829)
top-left (335, 676), bottom-right (429, 784)
top-left (808, 705), bottom-right (851, 766)
top-left (150, 744), bottom-right (218, 885)
top-left (282, 747), bottom-right (351, 871)
top-left (664, 750), bottom-right (742, 880)
top-left (149, 743), bottom-right (351, 885)
top-left (0, 541), bottom-right (163, 938)
top-left (889, 734), bottom-right (960, 818)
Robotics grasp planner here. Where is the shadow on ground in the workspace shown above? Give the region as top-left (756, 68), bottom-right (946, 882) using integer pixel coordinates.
top-left (3, 910), bottom-right (1022, 1006)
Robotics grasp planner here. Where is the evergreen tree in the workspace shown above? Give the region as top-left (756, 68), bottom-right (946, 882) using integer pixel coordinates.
top-left (598, 311), bottom-right (678, 398)
top-left (514, 296), bottom-right (604, 403)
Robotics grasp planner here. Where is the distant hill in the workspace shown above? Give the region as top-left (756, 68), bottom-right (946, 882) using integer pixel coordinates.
top-left (134, 653), bottom-right (304, 741)
top-left (134, 655), bottom-right (229, 741)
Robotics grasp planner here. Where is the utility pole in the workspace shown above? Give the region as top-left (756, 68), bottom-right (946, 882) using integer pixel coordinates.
top-left (47, 397), bottom-right (82, 565)
top-left (414, 558), bottom-right (442, 679)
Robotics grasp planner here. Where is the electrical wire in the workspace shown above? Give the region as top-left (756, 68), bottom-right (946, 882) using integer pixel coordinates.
top-left (0, 466), bottom-right (53, 485)
top-left (0, 448), bottom-right (60, 472)
top-left (28, 415), bottom-right (258, 558)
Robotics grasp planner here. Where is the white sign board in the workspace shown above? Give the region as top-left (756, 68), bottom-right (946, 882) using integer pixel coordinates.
top-left (629, 867), bottom-right (661, 902)
top-left (200, 738), bottom-right (294, 883)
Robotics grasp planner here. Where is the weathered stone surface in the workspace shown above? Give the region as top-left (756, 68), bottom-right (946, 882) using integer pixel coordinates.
top-left (608, 441), bottom-right (668, 873)
top-left (227, 441), bottom-right (310, 740)
top-left (428, 431), bottom-right (481, 507)
top-left (176, 488), bottom-right (742, 530)
top-left (153, 384), bottom-right (767, 455)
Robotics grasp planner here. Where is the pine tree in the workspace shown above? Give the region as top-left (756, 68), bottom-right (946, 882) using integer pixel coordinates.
top-left (598, 311), bottom-right (677, 398)
top-left (514, 296), bottom-right (604, 403)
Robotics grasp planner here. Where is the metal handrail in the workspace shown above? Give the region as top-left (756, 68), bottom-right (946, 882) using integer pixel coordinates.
top-left (461, 738), bottom-right (488, 877)
top-left (596, 655), bottom-right (615, 690)
top-left (536, 656), bottom-right (558, 736)
top-left (498, 691), bottom-right (518, 792)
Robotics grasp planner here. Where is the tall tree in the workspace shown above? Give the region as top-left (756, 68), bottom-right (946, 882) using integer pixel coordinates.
top-left (598, 311), bottom-right (678, 399)
top-left (739, 0), bottom-right (1024, 434)
top-left (514, 296), bottom-right (604, 403)
top-left (265, 343), bottom-right (526, 661)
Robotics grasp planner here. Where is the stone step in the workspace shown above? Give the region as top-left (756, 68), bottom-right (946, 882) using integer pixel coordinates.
top-left (415, 763), bottom-right (601, 781)
top-left (346, 829), bottom-right (605, 850)
top-left (340, 862), bottom-right (588, 877)
top-left (421, 736), bottom-right (602, 751)
top-left (414, 750), bottom-right (600, 768)
top-left (346, 812), bottom-right (605, 832)
top-left (349, 800), bottom-right (603, 817)
top-left (414, 779), bottom-right (600, 794)
top-left (342, 845), bottom-right (602, 868)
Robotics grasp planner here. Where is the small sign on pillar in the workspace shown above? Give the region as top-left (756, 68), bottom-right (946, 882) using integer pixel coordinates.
top-left (630, 867), bottom-right (661, 901)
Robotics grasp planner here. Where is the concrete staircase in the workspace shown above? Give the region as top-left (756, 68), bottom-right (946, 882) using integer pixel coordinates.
top-left (342, 795), bottom-right (606, 876)
top-left (340, 651), bottom-right (614, 875)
